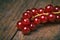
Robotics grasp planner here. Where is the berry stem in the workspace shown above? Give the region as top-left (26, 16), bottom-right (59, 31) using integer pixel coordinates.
top-left (53, 11), bottom-right (60, 14)
top-left (31, 11), bottom-right (60, 19)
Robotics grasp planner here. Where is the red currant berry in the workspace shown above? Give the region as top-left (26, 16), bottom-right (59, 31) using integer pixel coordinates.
top-left (26, 9), bottom-right (32, 16)
top-left (33, 17), bottom-right (41, 25)
top-left (22, 12), bottom-right (31, 19)
top-left (48, 13), bottom-right (56, 22)
top-left (31, 8), bottom-right (38, 16)
top-left (26, 9), bottom-right (31, 13)
top-left (17, 21), bottom-right (23, 30)
top-left (54, 6), bottom-right (60, 12)
top-left (22, 18), bottom-right (30, 25)
top-left (39, 15), bottom-right (48, 23)
top-left (29, 23), bottom-right (36, 31)
top-left (56, 15), bottom-right (60, 20)
top-left (38, 8), bottom-right (44, 13)
top-left (22, 26), bottom-right (30, 35)
top-left (45, 4), bottom-right (54, 12)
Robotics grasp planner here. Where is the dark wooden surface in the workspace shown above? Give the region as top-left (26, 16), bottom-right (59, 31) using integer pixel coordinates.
top-left (0, 0), bottom-right (60, 40)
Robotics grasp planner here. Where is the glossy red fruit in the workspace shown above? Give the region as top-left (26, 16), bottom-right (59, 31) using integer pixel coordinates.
top-left (56, 15), bottom-right (60, 20)
top-left (17, 21), bottom-right (23, 30)
top-left (22, 12), bottom-right (31, 19)
top-left (31, 8), bottom-right (38, 16)
top-left (22, 26), bottom-right (30, 35)
top-left (45, 4), bottom-right (54, 12)
top-left (39, 15), bottom-right (48, 23)
top-left (38, 8), bottom-right (44, 13)
top-left (26, 9), bottom-right (31, 13)
top-left (22, 18), bottom-right (30, 26)
top-left (48, 13), bottom-right (56, 22)
top-left (33, 17), bottom-right (41, 25)
top-left (26, 9), bottom-right (32, 16)
top-left (54, 6), bottom-right (60, 12)
top-left (29, 23), bottom-right (36, 31)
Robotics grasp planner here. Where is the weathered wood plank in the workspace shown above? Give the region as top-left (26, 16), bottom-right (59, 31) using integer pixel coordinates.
top-left (0, 0), bottom-right (60, 40)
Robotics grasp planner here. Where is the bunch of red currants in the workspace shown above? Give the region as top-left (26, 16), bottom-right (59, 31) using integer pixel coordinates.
top-left (17, 4), bottom-right (60, 35)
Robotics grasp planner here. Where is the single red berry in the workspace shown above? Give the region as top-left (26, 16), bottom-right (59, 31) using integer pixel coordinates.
top-left (29, 23), bottom-right (36, 31)
top-left (26, 9), bottom-right (32, 16)
top-left (26, 9), bottom-right (31, 13)
top-left (22, 26), bottom-right (30, 35)
top-left (39, 15), bottom-right (48, 23)
top-left (56, 15), bottom-right (60, 20)
top-left (33, 17), bottom-right (41, 25)
top-left (48, 13), bottom-right (56, 22)
top-left (38, 8), bottom-right (44, 13)
top-left (45, 4), bottom-right (54, 12)
top-left (54, 6), bottom-right (60, 12)
top-left (31, 8), bottom-right (38, 16)
top-left (22, 12), bottom-right (31, 19)
top-left (22, 18), bottom-right (30, 26)
top-left (17, 21), bottom-right (23, 30)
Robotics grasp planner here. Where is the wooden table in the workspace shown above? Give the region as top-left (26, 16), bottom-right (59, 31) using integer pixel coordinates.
top-left (0, 0), bottom-right (60, 40)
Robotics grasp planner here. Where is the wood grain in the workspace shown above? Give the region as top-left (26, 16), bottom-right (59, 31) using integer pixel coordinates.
top-left (0, 0), bottom-right (60, 40)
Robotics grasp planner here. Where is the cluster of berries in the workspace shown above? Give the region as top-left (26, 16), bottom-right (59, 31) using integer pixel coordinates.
top-left (17, 4), bottom-right (60, 35)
